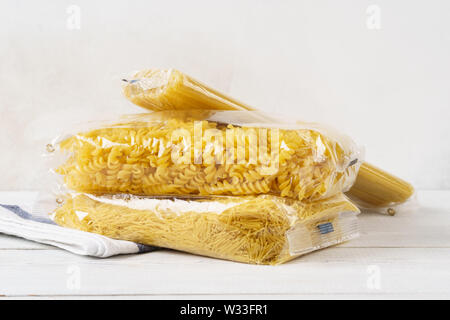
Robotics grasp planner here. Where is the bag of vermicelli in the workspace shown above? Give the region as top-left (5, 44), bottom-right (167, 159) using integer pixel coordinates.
top-left (48, 192), bottom-right (359, 265)
top-left (47, 110), bottom-right (362, 202)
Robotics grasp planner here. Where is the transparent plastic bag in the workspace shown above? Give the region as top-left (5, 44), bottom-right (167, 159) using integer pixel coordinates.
top-left (122, 69), bottom-right (254, 111)
top-left (122, 68), bottom-right (414, 214)
top-left (49, 192), bottom-right (359, 265)
top-left (47, 110), bottom-right (362, 202)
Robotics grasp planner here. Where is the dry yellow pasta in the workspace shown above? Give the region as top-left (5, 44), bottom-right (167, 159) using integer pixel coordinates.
top-left (122, 68), bottom-right (414, 212)
top-left (346, 162), bottom-right (415, 214)
top-left (53, 111), bottom-right (360, 201)
top-left (122, 69), bottom-right (254, 111)
top-left (53, 193), bottom-right (359, 265)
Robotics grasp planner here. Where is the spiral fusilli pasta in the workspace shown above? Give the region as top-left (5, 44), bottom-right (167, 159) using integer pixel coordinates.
top-left (54, 111), bottom-right (360, 201)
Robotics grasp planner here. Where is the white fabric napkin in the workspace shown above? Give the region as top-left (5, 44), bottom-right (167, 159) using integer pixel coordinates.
top-left (0, 204), bottom-right (156, 257)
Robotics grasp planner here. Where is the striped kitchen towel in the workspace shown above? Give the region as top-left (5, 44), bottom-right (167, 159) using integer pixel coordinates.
top-left (0, 204), bottom-right (157, 257)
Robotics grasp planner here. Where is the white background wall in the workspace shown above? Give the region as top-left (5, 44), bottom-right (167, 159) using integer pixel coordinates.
top-left (0, 0), bottom-right (449, 190)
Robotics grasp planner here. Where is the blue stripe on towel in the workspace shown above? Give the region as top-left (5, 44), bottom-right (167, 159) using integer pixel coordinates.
top-left (1, 203), bottom-right (159, 254)
top-left (0, 204), bottom-right (56, 225)
top-left (136, 243), bottom-right (159, 253)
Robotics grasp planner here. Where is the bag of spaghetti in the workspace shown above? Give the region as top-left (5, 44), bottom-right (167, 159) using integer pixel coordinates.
top-left (46, 192), bottom-right (359, 265)
top-left (46, 110), bottom-right (362, 202)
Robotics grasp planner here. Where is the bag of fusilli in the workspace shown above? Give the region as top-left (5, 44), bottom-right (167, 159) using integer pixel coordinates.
top-left (46, 110), bottom-right (362, 202)
top-left (45, 192), bottom-right (359, 265)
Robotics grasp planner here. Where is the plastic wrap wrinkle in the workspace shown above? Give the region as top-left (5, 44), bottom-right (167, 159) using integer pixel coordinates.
top-left (87, 193), bottom-right (246, 214)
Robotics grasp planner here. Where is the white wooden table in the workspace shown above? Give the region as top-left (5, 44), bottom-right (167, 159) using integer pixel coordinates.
top-left (0, 190), bottom-right (449, 299)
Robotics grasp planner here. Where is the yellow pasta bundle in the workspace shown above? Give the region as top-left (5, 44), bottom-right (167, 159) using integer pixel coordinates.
top-left (53, 193), bottom-right (359, 265)
top-left (53, 111), bottom-right (360, 201)
top-left (122, 69), bottom-right (254, 111)
top-left (122, 69), bottom-right (414, 212)
top-left (346, 162), bottom-right (415, 214)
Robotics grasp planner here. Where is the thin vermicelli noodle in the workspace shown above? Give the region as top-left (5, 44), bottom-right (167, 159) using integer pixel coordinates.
top-left (346, 162), bottom-right (415, 214)
top-left (53, 193), bottom-right (359, 264)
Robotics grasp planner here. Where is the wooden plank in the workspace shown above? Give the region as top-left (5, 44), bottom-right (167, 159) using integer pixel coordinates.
top-left (340, 206), bottom-right (450, 248)
top-left (0, 234), bottom-right (55, 250)
top-left (342, 190), bottom-right (450, 248)
top-left (0, 248), bottom-right (449, 297)
top-left (0, 190), bottom-right (449, 298)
